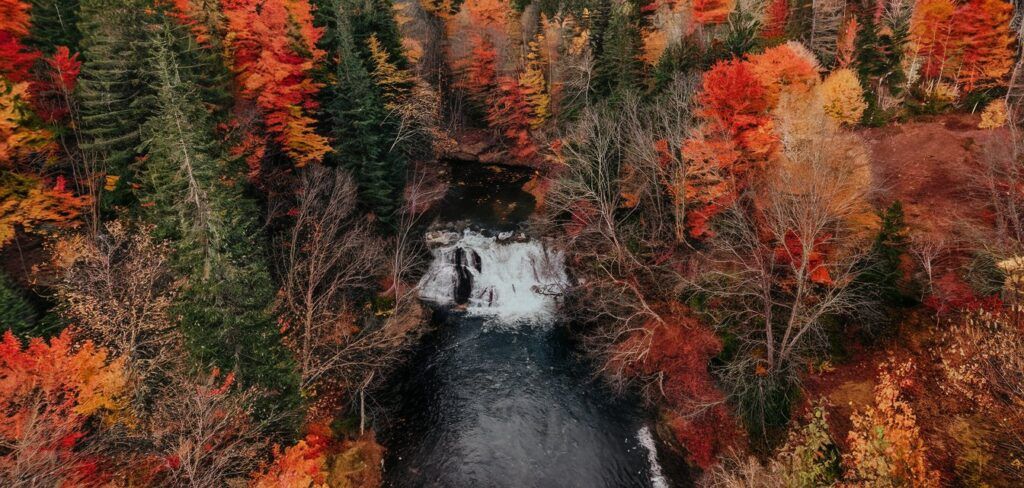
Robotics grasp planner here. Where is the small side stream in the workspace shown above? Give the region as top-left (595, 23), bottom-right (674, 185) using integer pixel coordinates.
top-left (379, 161), bottom-right (690, 487)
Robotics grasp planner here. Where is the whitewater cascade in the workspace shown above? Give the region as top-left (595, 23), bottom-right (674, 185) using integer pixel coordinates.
top-left (418, 229), bottom-right (568, 322)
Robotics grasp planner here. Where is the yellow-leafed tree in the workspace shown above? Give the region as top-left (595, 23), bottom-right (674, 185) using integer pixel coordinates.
top-left (820, 68), bottom-right (867, 125)
top-left (519, 32), bottom-right (550, 128)
top-left (367, 34), bottom-right (414, 110)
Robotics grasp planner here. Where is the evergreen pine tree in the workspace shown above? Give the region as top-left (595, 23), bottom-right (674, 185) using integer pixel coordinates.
top-left (316, 0), bottom-right (406, 226)
top-left (863, 200), bottom-right (916, 307)
top-left (139, 22), bottom-right (299, 419)
top-left (24, 0), bottom-right (81, 53)
top-left (76, 0), bottom-right (155, 210)
top-left (346, 0), bottom-right (408, 69)
top-left (0, 271), bottom-right (38, 335)
top-left (592, 0), bottom-right (644, 99)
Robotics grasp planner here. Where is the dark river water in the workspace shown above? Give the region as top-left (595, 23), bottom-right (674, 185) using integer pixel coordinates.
top-left (379, 161), bottom-right (688, 487)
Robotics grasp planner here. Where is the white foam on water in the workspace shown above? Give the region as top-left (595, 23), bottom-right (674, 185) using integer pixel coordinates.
top-left (637, 426), bottom-right (669, 488)
top-left (418, 229), bottom-right (567, 323)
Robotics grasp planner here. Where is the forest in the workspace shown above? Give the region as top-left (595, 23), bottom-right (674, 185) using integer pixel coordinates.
top-left (0, 0), bottom-right (1021, 483)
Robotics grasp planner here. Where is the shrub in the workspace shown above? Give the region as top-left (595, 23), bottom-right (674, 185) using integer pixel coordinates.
top-left (978, 99), bottom-right (1009, 129)
top-left (777, 405), bottom-right (841, 487)
top-left (843, 359), bottom-right (939, 487)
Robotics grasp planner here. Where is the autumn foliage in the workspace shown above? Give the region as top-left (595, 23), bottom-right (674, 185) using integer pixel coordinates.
top-left (251, 430), bottom-right (331, 488)
top-left (249, 429), bottom-right (385, 488)
top-left (691, 0), bottom-right (733, 25)
top-left (911, 0), bottom-right (1015, 92)
top-left (820, 67), bottom-right (867, 124)
top-left (460, 34), bottom-right (498, 102)
top-left (222, 0), bottom-right (330, 167)
top-left (613, 304), bottom-right (741, 468)
top-left (0, 0), bottom-right (88, 248)
top-left (843, 360), bottom-right (939, 486)
top-left (761, 0), bottom-right (788, 42)
top-left (0, 329), bottom-right (127, 485)
top-left (949, 0), bottom-right (1015, 93)
top-left (486, 77), bottom-right (538, 161)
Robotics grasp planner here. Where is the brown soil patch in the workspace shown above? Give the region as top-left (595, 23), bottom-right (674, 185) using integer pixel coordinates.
top-left (859, 112), bottom-right (1009, 245)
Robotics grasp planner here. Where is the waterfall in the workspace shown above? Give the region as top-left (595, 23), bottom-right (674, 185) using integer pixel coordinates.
top-left (637, 426), bottom-right (669, 488)
top-left (418, 229), bottom-right (568, 323)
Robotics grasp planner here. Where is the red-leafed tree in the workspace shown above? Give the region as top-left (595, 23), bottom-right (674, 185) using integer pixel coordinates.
top-left (460, 34), bottom-right (498, 104)
top-left (774, 230), bottom-right (834, 285)
top-left (486, 77), bottom-right (538, 161)
top-left (695, 59), bottom-right (775, 157)
top-left (950, 0), bottom-right (1015, 92)
top-left (0, 0), bottom-right (38, 83)
top-left (760, 0), bottom-right (788, 42)
top-left (678, 57), bottom-right (779, 238)
top-left (221, 0), bottom-right (330, 167)
top-left (29, 46), bottom-right (81, 122)
top-left (612, 304), bottom-right (742, 468)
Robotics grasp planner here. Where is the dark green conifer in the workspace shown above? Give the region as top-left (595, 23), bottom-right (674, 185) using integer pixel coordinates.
top-left (76, 0), bottom-right (155, 211)
top-left (591, 0), bottom-right (644, 99)
top-left (0, 272), bottom-right (38, 336)
top-left (315, 0), bottom-right (406, 226)
top-left (139, 23), bottom-right (299, 420)
top-left (25, 0), bottom-right (82, 53)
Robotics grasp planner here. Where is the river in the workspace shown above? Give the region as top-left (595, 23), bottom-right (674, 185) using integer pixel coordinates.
top-left (379, 162), bottom-right (688, 487)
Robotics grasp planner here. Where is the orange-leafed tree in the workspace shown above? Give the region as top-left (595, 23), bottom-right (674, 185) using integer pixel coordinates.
top-left (835, 17), bottom-right (858, 69)
top-left (679, 136), bottom-right (744, 238)
top-left (0, 329), bottom-right (127, 485)
top-left (251, 431), bottom-right (330, 487)
top-left (910, 0), bottom-right (955, 80)
top-left (692, 0), bottom-right (733, 24)
top-left (0, 0), bottom-right (31, 37)
top-left (0, 174), bottom-right (88, 246)
top-left (168, 0), bottom-right (228, 49)
top-left (949, 0), bottom-right (1015, 92)
top-left (746, 42), bottom-right (820, 106)
top-left (221, 0), bottom-right (330, 167)
top-left (0, 79), bottom-right (50, 164)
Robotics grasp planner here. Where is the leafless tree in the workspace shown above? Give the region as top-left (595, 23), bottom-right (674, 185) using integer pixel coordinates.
top-left (52, 220), bottom-right (181, 401)
top-left (147, 371), bottom-right (272, 488)
top-left (0, 398), bottom-right (112, 487)
top-left (277, 165), bottom-right (429, 430)
top-left (808, 0), bottom-right (845, 66)
top-left (543, 84), bottom-right (698, 386)
top-left (976, 129), bottom-right (1024, 250)
top-left (278, 166), bottom-right (385, 391)
top-left (908, 234), bottom-right (948, 299)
